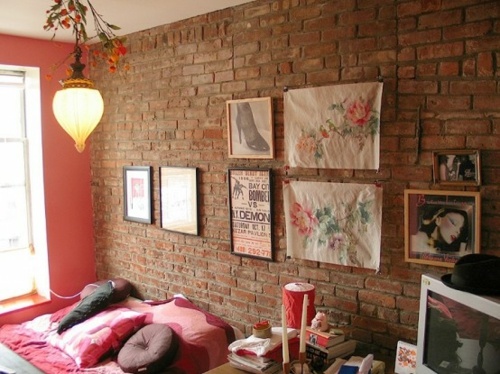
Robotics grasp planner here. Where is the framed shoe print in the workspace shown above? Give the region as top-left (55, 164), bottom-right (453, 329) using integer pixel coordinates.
top-left (226, 97), bottom-right (274, 159)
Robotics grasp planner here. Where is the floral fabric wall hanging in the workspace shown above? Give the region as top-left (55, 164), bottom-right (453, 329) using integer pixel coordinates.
top-left (283, 181), bottom-right (382, 270)
top-left (284, 82), bottom-right (383, 170)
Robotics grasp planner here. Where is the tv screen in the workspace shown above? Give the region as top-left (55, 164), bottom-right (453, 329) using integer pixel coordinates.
top-left (417, 274), bottom-right (500, 374)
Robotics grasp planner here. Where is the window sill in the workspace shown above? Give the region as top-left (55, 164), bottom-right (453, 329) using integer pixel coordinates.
top-left (0, 294), bottom-right (50, 316)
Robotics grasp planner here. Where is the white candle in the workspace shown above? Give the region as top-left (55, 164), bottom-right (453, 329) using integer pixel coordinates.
top-left (299, 293), bottom-right (308, 353)
top-left (281, 304), bottom-right (289, 363)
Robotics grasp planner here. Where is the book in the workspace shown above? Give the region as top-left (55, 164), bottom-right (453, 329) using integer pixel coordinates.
top-left (229, 352), bottom-right (271, 365)
top-left (305, 326), bottom-right (345, 348)
top-left (228, 353), bottom-right (281, 373)
top-left (324, 356), bottom-right (386, 374)
top-left (306, 340), bottom-right (357, 371)
top-left (306, 339), bottom-right (357, 364)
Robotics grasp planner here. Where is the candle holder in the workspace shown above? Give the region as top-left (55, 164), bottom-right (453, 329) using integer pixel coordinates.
top-left (283, 361), bottom-right (291, 374)
top-left (289, 356), bottom-right (313, 374)
top-left (299, 352), bottom-right (307, 365)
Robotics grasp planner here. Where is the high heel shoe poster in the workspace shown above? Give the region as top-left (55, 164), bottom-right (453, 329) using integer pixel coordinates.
top-left (226, 97), bottom-right (274, 159)
top-left (284, 82), bottom-right (383, 170)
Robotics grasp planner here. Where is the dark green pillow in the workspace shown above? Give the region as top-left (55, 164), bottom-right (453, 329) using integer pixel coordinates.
top-left (57, 280), bottom-right (114, 334)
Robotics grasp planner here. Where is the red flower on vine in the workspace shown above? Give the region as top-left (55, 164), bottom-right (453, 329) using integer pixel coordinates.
top-left (44, 0), bottom-right (128, 79)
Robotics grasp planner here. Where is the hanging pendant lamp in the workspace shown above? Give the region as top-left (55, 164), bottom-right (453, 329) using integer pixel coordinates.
top-left (52, 44), bottom-right (104, 153)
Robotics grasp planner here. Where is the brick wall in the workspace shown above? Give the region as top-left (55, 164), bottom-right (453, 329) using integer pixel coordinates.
top-left (89, 0), bottom-right (500, 369)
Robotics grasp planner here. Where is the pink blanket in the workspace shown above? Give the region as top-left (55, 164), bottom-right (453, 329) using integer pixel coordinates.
top-left (0, 297), bottom-right (236, 373)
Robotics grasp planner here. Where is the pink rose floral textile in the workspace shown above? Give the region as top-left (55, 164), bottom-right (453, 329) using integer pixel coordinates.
top-left (284, 82), bottom-right (383, 169)
top-left (283, 181), bottom-right (382, 270)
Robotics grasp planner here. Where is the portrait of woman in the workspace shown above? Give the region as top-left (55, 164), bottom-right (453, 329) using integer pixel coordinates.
top-left (439, 155), bottom-right (460, 181)
top-left (411, 206), bottom-right (469, 254)
top-left (405, 189), bottom-right (480, 267)
top-left (434, 151), bottom-right (481, 186)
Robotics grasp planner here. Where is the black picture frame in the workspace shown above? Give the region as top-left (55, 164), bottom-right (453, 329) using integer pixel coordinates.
top-left (123, 166), bottom-right (152, 224)
top-left (228, 168), bottom-right (273, 260)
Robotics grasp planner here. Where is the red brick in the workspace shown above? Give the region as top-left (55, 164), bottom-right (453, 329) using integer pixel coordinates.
top-left (88, 2), bottom-right (500, 369)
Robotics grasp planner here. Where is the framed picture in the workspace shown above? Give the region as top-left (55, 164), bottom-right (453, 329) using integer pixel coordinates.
top-left (395, 341), bottom-right (417, 374)
top-left (404, 189), bottom-right (481, 267)
top-left (123, 166), bottom-right (152, 224)
top-left (228, 168), bottom-right (273, 260)
top-left (160, 166), bottom-right (198, 235)
top-left (226, 97), bottom-right (274, 159)
top-left (432, 149), bottom-right (481, 186)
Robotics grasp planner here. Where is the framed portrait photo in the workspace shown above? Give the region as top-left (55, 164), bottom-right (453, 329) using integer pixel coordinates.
top-left (226, 97), bottom-right (274, 159)
top-left (404, 189), bottom-right (481, 268)
top-left (432, 149), bottom-right (481, 186)
top-left (228, 168), bottom-right (273, 260)
top-left (160, 166), bottom-right (198, 235)
top-left (123, 166), bottom-right (152, 224)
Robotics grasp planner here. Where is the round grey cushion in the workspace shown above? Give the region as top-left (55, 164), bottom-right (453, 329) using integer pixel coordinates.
top-left (118, 324), bottom-right (178, 373)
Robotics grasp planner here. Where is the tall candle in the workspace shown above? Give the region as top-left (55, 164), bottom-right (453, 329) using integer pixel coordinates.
top-left (281, 304), bottom-right (289, 363)
top-left (299, 293), bottom-right (308, 353)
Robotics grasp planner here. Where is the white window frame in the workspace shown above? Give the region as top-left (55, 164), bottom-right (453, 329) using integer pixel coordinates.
top-left (0, 65), bottom-right (49, 302)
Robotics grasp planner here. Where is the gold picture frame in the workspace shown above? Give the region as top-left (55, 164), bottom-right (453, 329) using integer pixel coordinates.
top-left (226, 97), bottom-right (274, 159)
top-left (432, 149), bottom-right (481, 186)
top-left (404, 189), bottom-right (480, 268)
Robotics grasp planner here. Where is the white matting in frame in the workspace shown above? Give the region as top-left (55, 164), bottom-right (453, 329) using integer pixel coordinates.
top-left (160, 166), bottom-right (198, 235)
top-left (123, 166), bottom-right (152, 224)
top-left (226, 97), bottom-right (274, 159)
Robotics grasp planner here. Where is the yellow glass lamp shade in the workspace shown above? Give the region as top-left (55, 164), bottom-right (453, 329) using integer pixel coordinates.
top-left (53, 85), bottom-right (104, 153)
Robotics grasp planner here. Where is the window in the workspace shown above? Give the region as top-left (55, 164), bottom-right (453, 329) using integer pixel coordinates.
top-left (0, 66), bottom-right (49, 303)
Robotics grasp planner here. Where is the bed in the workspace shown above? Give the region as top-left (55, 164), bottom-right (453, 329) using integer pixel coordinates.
top-left (0, 280), bottom-right (242, 374)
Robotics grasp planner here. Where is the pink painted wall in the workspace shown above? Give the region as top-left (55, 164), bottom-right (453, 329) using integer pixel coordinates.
top-left (0, 34), bottom-right (96, 324)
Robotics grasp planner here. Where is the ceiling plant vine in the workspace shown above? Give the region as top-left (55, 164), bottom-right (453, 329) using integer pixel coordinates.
top-left (44, 0), bottom-right (128, 75)
top-left (43, 0), bottom-right (128, 153)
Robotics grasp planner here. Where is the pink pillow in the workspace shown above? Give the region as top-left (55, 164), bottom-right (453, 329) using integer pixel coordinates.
top-left (48, 307), bottom-right (146, 368)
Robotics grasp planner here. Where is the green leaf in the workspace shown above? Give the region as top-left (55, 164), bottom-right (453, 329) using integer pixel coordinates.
top-left (75, 1), bottom-right (87, 16)
top-left (80, 24), bottom-right (88, 41)
top-left (106, 23), bottom-right (121, 31)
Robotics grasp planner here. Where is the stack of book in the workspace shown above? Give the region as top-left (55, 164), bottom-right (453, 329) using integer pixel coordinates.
top-left (305, 326), bottom-right (356, 369)
top-left (227, 352), bottom-right (281, 374)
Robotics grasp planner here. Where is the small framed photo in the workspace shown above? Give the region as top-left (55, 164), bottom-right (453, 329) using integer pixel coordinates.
top-left (404, 189), bottom-right (481, 268)
top-left (432, 150), bottom-right (481, 186)
top-left (160, 166), bottom-right (198, 235)
top-left (123, 166), bottom-right (152, 224)
top-left (226, 97), bottom-right (274, 159)
top-left (228, 168), bottom-right (273, 260)
top-left (395, 341), bottom-right (417, 374)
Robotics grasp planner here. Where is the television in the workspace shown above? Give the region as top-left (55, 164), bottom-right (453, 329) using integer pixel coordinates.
top-left (417, 274), bottom-right (500, 374)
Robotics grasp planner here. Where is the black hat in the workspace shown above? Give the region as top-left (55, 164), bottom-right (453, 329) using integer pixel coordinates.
top-left (441, 254), bottom-right (500, 296)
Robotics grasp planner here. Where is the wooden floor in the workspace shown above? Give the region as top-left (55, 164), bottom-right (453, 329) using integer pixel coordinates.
top-left (0, 343), bottom-right (45, 374)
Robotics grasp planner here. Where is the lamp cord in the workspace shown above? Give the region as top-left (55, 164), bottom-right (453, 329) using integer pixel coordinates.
top-left (50, 289), bottom-right (81, 299)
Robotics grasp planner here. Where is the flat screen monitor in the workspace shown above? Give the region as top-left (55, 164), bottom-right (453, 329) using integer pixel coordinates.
top-left (417, 274), bottom-right (500, 374)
